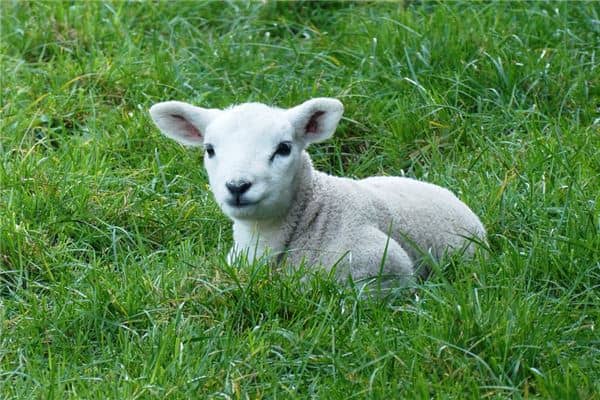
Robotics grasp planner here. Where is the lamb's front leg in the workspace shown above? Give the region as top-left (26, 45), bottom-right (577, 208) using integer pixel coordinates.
top-left (226, 242), bottom-right (265, 266)
top-left (226, 246), bottom-right (238, 266)
top-left (228, 221), bottom-right (274, 266)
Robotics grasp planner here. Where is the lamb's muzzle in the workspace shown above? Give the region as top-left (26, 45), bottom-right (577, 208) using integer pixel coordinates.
top-left (149, 97), bottom-right (486, 286)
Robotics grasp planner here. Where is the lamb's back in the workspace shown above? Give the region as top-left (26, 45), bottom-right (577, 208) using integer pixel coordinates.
top-left (356, 176), bottom-right (486, 259)
top-left (293, 172), bottom-right (484, 270)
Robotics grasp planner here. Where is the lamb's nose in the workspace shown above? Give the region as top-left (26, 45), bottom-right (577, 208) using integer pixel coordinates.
top-left (226, 180), bottom-right (252, 196)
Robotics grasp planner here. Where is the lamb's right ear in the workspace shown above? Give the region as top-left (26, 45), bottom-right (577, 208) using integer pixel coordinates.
top-left (149, 101), bottom-right (222, 146)
top-left (286, 98), bottom-right (344, 145)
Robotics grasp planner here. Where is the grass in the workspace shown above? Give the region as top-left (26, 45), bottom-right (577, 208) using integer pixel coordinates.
top-left (1, 1), bottom-right (599, 398)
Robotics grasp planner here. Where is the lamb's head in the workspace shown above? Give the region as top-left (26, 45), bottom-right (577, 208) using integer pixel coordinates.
top-left (149, 98), bottom-right (343, 220)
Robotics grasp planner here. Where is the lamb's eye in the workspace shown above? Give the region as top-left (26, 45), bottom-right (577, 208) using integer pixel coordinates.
top-left (205, 145), bottom-right (215, 158)
top-left (274, 141), bottom-right (292, 157)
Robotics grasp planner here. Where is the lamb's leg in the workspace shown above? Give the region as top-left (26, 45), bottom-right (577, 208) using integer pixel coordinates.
top-left (227, 242), bottom-right (270, 266)
top-left (226, 245), bottom-right (260, 266)
top-left (226, 247), bottom-right (237, 266)
top-left (342, 228), bottom-right (415, 289)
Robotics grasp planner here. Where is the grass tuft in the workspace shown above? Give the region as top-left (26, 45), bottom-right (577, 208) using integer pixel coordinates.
top-left (1, 1), bottom-right (599, 398)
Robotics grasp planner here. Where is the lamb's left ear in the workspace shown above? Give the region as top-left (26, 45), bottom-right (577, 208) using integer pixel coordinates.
top-left (286, 97), bottom-right (344, 145)
top-left (149, 101), bottom-right (222, 147)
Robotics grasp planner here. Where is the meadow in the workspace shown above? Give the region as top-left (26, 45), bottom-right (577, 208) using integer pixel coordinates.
top-left (1, 1), bottom-right (599, 398)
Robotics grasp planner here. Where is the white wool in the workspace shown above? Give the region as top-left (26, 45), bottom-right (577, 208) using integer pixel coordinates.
top-left (149, 98), bottom-right (486, 285)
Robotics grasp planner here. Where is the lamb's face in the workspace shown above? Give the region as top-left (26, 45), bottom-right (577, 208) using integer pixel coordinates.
top-left (149, 97), bottom-right (343, 221)
top-left (203, 105), bottom-right (301, 220)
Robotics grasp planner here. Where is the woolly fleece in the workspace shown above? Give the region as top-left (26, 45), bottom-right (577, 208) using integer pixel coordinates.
top-left (149, 97), bottom-right (486, 286)
top-left (232, 151), bottom-right (486, 284)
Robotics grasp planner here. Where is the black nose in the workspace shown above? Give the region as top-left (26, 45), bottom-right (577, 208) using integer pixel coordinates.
top-left (226, 180), bottom-right (252, 196)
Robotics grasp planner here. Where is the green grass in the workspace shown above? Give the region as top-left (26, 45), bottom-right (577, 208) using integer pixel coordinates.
top-left (1, 1), bottom-right (599, 398)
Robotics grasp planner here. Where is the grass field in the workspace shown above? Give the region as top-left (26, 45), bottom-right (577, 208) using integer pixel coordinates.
top-left (1, 1), bottom-right (599, 398)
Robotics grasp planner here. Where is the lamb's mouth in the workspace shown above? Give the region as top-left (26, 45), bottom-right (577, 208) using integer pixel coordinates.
top-left (226, 198), bottom-right (259, 208)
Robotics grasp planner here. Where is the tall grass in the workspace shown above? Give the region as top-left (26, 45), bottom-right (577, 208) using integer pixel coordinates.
top-left (1, 1), bottom-right (598, 398)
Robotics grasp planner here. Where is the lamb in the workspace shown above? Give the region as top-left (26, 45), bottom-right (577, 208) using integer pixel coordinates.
top-left (149, 97), bottom-right (486, 286)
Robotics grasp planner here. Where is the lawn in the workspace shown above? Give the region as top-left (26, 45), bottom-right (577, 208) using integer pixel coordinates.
top-left (1, 1), bottom-right (599, 398)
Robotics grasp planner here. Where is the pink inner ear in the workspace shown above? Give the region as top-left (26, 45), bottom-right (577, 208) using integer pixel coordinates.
top-left (305, 111), bottom-right (325, 134)
top-left (171, 114), bottom-right (202, 139)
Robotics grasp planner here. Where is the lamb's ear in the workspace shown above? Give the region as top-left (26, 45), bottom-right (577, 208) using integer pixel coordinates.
top-left (286, 98), bottom-right (344, 145)
top-left (149, 101), bottom-right (222, 146)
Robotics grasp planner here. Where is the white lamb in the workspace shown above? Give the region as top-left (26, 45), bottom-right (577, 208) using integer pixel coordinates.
top-left (149, 97), bottom-right (486, 285)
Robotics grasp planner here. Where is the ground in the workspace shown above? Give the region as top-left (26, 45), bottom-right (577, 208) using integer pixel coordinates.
top-left (1, 1), bottom-right (599, 399)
